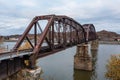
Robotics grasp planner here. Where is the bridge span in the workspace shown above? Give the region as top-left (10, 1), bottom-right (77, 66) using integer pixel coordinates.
top-left (0, 15), bottom-right (97, 79)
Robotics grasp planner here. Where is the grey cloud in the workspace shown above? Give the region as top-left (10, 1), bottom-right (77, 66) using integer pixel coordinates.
top-left (0, 0), bottom-right (120, 35)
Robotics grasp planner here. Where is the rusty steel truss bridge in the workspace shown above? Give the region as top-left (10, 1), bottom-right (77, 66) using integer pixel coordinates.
top-left (0, 15), bottom-right (97, 79)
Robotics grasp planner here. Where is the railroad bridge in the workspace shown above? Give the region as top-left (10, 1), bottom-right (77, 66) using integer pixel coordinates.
top-left (0, 15), bottom-right (97, 79)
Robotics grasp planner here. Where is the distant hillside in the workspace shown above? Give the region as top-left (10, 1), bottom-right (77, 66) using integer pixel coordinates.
top-left (1, 30), bottom-right (120, 41)
top-left (97, 30), bottom-right (120, 41)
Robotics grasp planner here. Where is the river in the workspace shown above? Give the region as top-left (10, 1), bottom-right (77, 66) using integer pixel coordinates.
top-left (0, 42), bottom-right (120, 80)
top-left (37, 44), bottom-right (120, 80)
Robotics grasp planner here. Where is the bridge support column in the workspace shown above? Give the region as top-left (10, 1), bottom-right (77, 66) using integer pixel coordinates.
top-left (5, 67), bottom-right (42, 80)
top-left (91, 40), bottom-right (99, 50)
top-left (74, 44), bottom-right (92, 71)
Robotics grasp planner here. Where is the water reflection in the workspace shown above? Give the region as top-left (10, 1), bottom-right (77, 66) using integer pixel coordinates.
top-left (74, 69), bottom-right (92, 80)
top-left (91, 50), bottom-right (98, 80)
top-left (73, 50), bottom-right (98, 80)
top-left (1, 42), bottom-right (120, 80)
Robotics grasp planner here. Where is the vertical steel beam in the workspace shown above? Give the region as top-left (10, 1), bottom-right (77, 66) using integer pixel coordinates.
top-left (63, 23), bottom-right (66, 46)
top-left (58, 21), bottom-right (60, 44)
top-left (70, 25), bottom-right (72, 43)
top-left (48, 26), bottom-right (52, 49)
top-left (34, 23), bottom-right (37, 46)
top-left (51, 22), bottom-right (54, 49)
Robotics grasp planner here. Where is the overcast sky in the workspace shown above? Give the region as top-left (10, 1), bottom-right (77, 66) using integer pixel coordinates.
top-left (0, 0), bottom-right (120, 35)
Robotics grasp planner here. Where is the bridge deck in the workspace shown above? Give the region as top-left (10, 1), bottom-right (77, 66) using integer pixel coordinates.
top-left (0, 50), bottom-right (32, 61)
top-left (0, 42), bottom-right (80, 61)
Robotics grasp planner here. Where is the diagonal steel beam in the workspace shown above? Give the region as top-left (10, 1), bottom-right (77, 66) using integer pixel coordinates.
top-left (29, 15), bottom-right (54, 68)
top-left (37, 22), bottom-right (52, 49)
top-left (26, 36), bottom-right (34, 49)
top-left (13, 17), bottom-right (38, 50)
top-left (33, 15), bottom-right (54, 54)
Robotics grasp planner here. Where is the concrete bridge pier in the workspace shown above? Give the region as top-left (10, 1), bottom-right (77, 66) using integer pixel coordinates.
top-left (91, 40), bottom-right (99, 50)
top-left (74, 44), bottom-right (92, 71)
top-left (4, 57), bottom-right (43, 80)
top-left (5, 66), bottom-right (42, 80)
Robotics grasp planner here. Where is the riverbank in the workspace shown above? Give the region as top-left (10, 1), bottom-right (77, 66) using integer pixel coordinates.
top-left (99, 41), bottom-right (120, 45)
top-left (4, 40), bottom-right (18, 42)
top-left (1, 40), bottom-right (120, 45)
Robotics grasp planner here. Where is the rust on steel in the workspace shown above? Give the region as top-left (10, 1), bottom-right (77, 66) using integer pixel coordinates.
top-left (12, 15), bottom-right (97, 68)
top-left (0, 15), bottom-right (98, 79)
top-left (82, 24), bottom-right (97, 42)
